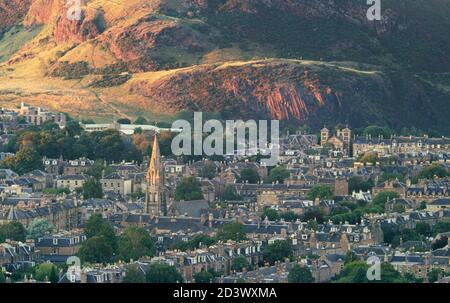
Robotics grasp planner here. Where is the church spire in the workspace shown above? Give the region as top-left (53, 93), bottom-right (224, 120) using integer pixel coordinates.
top-left (145, 134), bottom-right (166, 216)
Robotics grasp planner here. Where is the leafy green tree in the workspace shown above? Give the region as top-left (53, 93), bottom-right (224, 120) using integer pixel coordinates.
top-left (432, 221), bottom-right (450, 235)
top-left (64, 120), bottom-right (83, 136)
top-left (336, 261), bottom-right (370, 283)
top-left (432, 236), bottom-right (448, 250)
top-left (3, 146), bottom-right (42, 174)
top-left (301, 207), bottom-right (325, 224)
top-left (0, 269), bottom-right (6, 283)
top-left (145, 263), bottom-right (183, 283)
top-left (281, 211), bottom-right (298, 222)
top-left (231, 256), bottom-right (250, 272)
top-left (199, 161), bottom-right (216, 179)
top-left (78, 236), bottom-right (114, 264)
top-left (403, 272), bottom-right (423, 283)
top-left (415, 222), bottom-right (432, 237)
top-left (216, 222), bottom-right (247, 242)
top-left (26, 219), bottom-right (54, 240)
top-left (428, 268), bottom-right (443, 283)
top-left (417, 164), bottom-right (448, 179)
top-left (0, 221), bottom-right (26, 242)
top-left (171, 234), bottom-right (217, 251)
top-left (219, 185), bottom-right (239, 201)
top-left (344, 251), bottom-right (359, 264)
top-left (238, 168), bottom-right (260, 184)
top-left (262, 208), bottom-right (280, 221)
top-left (84, 214), bottom-right (117, 251)
top-left (307, 185), bottom-right (334, 200)
top-left (86, 160), bottom-right (113, 180)
top-left (134, 117), bottom-right (148, 125)
top-left (363, 125), bottom-right (392, 138)
top-left (123, 264), bottom-right (146, 283)
top-left (337, 262), bottom-right (406, 283)
top-left (175, 177), bottom-right (203, 201)
top-left (118, 227), bottom-right (156, 262)
top-left (194, 270), bottom-right (214, 283)
top-left (288, 264), bottom-right (314, 283)
top-left (82, 177), bottom-right (103, 199)
top-left (371, 191), bottom-right (400, 213)
top-left (117, 118), bottom-right (131, 124)
top-left (348, 176), bottom-right (373, 193)
top-left (35, 263), bottom-right (59, 283)
top-left (266, 166), bottom-right (290, 183)
top-left (264, 240), bottom-right (293, 265)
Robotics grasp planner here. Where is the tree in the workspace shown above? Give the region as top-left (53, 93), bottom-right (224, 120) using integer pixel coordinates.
top-left (262, 208), bottom-right (280, 221)
top-left (363, 125), bottom-right (392, 138)
top-left (3, 146), bottom-right (42, 174)
top-left (145, 263), bottom-right (183, 283)
top-left (0, 269), bottom-right (5, 283)
top-left (432, 236), bottom-right (448, 250)
top-left (171, 234), bottom-right (217, 251)
top-left (281, 211), bottom-right (298, 222)
top-left (82, 177), bottom-right (103, 199)
top-left (415, 222), bottom-right (431, 237)
top-left (428, 268), bottom-right (443, 283)
top-left (194, 270), bottom-right (214, 283)
top-left (199, 161), bottom-right (216, 179)
top-left (84, 214), bottom-right (117, 251)
top-left (432, 221), bottom-right (450, 235)
top-left (86, 160), bottom-right (112, 180)
top-left (174, 177), bottom-right (203, 201)
top-left (232, 256), bottom-right (250, 272)
top-left (118, 227), bottom-right (156, 262)
top-left (132, 133), bottom-right (149, 154)
top-left (336, 261), bottom-right (370, 283)
top-left (372, 191), bottom-right (400, 213)
top-left (300, 207), bottom-right (325, 224)
top-left (134, 116), bottom-right (148, 125)
top-left (348, 176), bottom-right (373, 193)
top-left (78, 236), bottom-right (114, 264)
top-left (64, 120), bottom-right (83, 136)
top-left (219, 185), bottom-right (239, 201)
top-left (216, 222), bottom-right (247, 242)
top-left (238, 168), bottom-right (260, 184)
top-left (0, 221), bottom-right (26, 242)
top-left (27, 219), bottom-right (54, 240)
top-left (344, 251), bottom-right (359, 264)
top-left (288, 265), bottom-right (314, 283)
top-left (417, 164), bottom-right (448, 179)
top-left (264, 240), bottom-right (293, 264)
top-left (35, 263), bottom-right (59, 283)
top-left (117, 118), bottom-right (131, 124)
top-left (123, 264), bottom-right (146, 283)
top-left (307, 185), bottom-right (334, 200)
top-left (266, 166), bottom-right (290, 183)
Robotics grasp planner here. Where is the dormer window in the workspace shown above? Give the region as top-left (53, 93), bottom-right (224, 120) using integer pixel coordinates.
top-left (53, 238), bottom-right (58, 245)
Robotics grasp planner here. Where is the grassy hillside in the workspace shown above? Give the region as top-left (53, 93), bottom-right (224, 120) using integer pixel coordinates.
top-left (0, 25), bottom-right (42, 63)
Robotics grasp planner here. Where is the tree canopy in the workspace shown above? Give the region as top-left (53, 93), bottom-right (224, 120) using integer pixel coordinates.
top-left (174, 177), bottom-right (204, 201)
top-left (288, 264), bottom-right (314, 283)
top-left (117, 227), bottom-right (156, 262)
top-left (145, 263), bottom-right (183, 283)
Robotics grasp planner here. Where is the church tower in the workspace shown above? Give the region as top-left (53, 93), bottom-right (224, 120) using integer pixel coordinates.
top-left (320, 128), bottom-right (329, 146)
top-left (145, 135), bottom-right (167, 216)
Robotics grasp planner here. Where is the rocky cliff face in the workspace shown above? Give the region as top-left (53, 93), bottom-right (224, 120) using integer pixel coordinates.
top-left (0, 0), bottom-right (449, 134)
top-left (54, 7), bottom-right (105, 43)
top-left (0, 0), bottom-right (32, 32)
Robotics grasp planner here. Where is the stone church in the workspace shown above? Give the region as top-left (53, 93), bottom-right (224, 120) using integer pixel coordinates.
top-left (145, 135), bottom-right (167, 216)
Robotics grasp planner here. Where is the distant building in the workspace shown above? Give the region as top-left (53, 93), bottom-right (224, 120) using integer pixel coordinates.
top-left (17, 102), bottom-right (66, 127)
top-left (320, 127), bottom-right (352, 156)
top-left (145, 136), bottom-right (167, 216)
